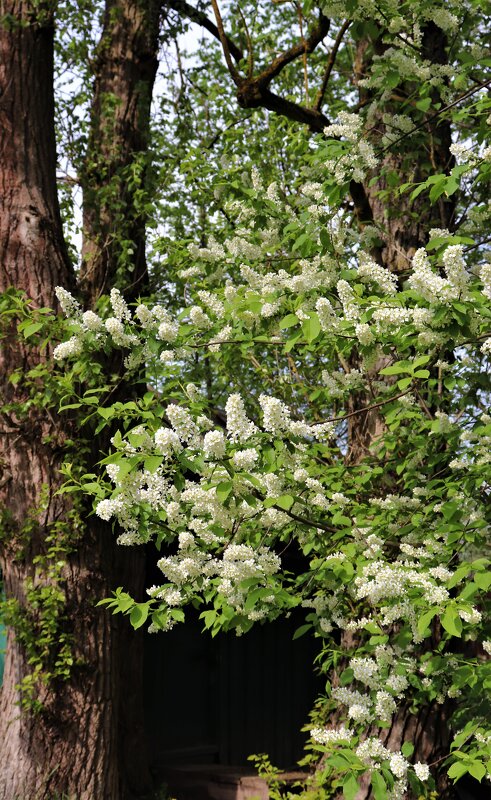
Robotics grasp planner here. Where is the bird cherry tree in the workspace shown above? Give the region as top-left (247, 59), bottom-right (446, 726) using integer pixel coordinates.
top-left (53, 2), bottom-right (491, 787)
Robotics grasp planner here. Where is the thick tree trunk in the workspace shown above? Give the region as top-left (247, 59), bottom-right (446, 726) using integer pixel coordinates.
top-left (358, 22), bottom-right (455, 276)
top-left (346, 24), bottom-right (457, 797)
top-left (80, 0), bottom-right (161, 304)
top-left (0, 3), bottom-right (157, 798)
top-left (347, 22), bottom-right (455, 464)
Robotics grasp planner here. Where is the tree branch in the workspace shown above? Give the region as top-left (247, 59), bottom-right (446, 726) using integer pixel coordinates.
top-left (210, 0), bottom-right (242, 84)
top-left (378, 75), bottom-right (491, 156)
top-left (314, 389), bottom-right (411, 426)
top-left (168, 2), bottom-right (378, 241)
top-left (237, 84), bottom-right (330, 132)
top-left (254, 11), bottom-right (330, 90)
top-left (314, 20), bottom-right (351, 112)
top-left (164, 0), bottom-right (244, 64)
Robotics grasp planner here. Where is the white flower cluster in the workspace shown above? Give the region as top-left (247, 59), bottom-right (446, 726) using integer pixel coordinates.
top-left (110, 288), bottom-right (131, 321)
top-left (311, 726), bottom-right (353, 745)
top-left (154, 427), bottom-right (183, 458)
top-left (355, 560), bottom-right (452, 618)
top-left (155, 540), bottom-right (281, 618)
top-left (55, 286), bottom-right (81, 317)
top-left (323, 113), bottom-right (378, 184)
top-left (105, 317), bottom-right (138, 347)
top-left (232, 448), bottom-right (259, 470)
top-left (407, 247), bottom-right (467, 304)
top-left (166, 403), bottom-right (199, 445)
top-left (355, 737), bottom-right (429, 791)
top-left (225, 394), bottom-right (258, 442)
top-left (203, 430), bottom-right (226, 458)
top-left (53, 335), bottom-right (83, 360)
top-left (259, 395), bottom-right (291, 434)
top-left (481, 263), bottom-right (491, 300)
top-left (358, 254), bottom-right (398, 296)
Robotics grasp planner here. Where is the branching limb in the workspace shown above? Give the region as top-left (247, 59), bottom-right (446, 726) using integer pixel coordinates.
top-left (239, 85), bottom-right (330, 132)
top-left (253, 10), bottom-right (330, 89)
top-left (210, 0), bottom-right (242, 84)
top-left (164, 0), bottom-right (244, 64)
top-left (167, 2), bottom-right (377, 237)
top-left (314, 19), bottom-right (351, 112)
top-left (314, 389), bottom-right (411, 426)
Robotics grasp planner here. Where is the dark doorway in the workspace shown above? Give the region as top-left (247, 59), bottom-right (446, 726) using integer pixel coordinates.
top-left (144, 611), bottom-right (321, 774)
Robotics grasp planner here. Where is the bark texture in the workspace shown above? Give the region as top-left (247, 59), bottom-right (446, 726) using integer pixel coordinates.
top-left (80, 0), bottom-right (161, 304)
top-left (360, 22), bottom-right (455, 276)
top-left (346, 24), bottom-right (457, 797)
top-left (0, 1), bottom-right (159, 797)
top-left (346, 22), bottom-right (455, 465)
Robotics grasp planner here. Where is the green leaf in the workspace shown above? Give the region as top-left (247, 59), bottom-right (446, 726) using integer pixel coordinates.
top-left (370, 771), bottom-right (387, 800)
top-left (302, 313), bottom-right (321, 343)
top-left (275, 494), bottom-right (294, 511)
top-left (474, 572), bottom-right (491, 591)
top-left (448, 761), bottom-right (469, 781)
top-left (410, 183), bottom-right (428, 202)
top-left (469, 761), bottom-right (487, 783)
top-left (22, 321), bottom-right (43, 338)
top-left (130, 603), bottom-right (149, 629)
top-left (279, 314), bottom-right (298, 329)
top-left (144, 456), bottom-right (164, 473)
top-left (342, 773), bottom-right (360, 800)
top-left (401, 742), bottom-right (414, 758)
top-left (292, 623), bottom-right (312, 640)
top-left (292, 232), bottom-right (311, 252)
top-left (201, 610), bottom-right (217, 629)
top-left (429, 177), bottom-right (448, 203)
top-left (97, 407), bottom-right (114, 419)
top-left (412, 355), bottom-right (430, 368)
top-left (380, 361), bottom-right (411, 375)
top-left (340, 668), bottom-right (354, 686)
top-left (216, 481), bottom-right (233, 503)
top-left (285, 331), bottom-right (302, 352)
top-left (418, 608), bottom-right (438, 636)
top-left (441, 607), bottom-right (463, 637)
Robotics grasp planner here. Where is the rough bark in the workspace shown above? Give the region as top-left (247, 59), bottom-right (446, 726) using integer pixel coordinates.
top-left (80, 0), bottom-right (161, 304)
top-left (346, 22), bottom-right (455, 465)
top-left (346, 24), bottom-right (457, 797)
top-left (0, 2), bottom-right (158, 797)
top-left (359, 23), bottom-right (455, 276)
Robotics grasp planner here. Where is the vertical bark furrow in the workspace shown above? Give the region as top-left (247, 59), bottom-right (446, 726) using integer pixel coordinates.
top-left (0, 2), bottom-right (159, 798)
top-left (80, 0), bottom-right (161, 304)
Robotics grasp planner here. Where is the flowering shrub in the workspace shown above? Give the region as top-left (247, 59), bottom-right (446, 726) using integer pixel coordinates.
top-left (55, 216), bottom-right (491, 796)
top-left (52, 1), bottom-right (491, 795)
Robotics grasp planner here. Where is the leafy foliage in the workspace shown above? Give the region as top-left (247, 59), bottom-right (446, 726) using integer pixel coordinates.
top-left (5, 0), bottom-right (491, 794)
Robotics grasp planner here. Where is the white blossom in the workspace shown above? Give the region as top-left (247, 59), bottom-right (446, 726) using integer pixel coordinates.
top-left (414, 762), bottom-right (430, 781)
top-left (203, 430), bottom-right (226, 458)
top-left (225, 394), bottom-right (258, 442)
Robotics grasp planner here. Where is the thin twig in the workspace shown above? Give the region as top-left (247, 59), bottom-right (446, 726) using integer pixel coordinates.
top-left (236, 4), bottom-right (254, 79)
top-left (314, 20), bottom-right (351, 112)
top-left (210, 0), bottom-right (243, 84)
top-left (273, 504), bottom-right (335, 533)
top-left (378, 76), bottom-right (491, 156)
top-left (313, 389), bottom-right (411, 426)
top-left (165, 0), bottom-right (244, 63)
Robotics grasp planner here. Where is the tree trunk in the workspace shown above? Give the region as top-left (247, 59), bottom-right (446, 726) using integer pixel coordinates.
top-left (358, 22), bottom-right (455, 276)
top-left (0, 2), bottom-right (159, 797)
top-left (80, 0), bottom-right (161, 304)
top-left (346, 24), bottom-right (457, 797)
